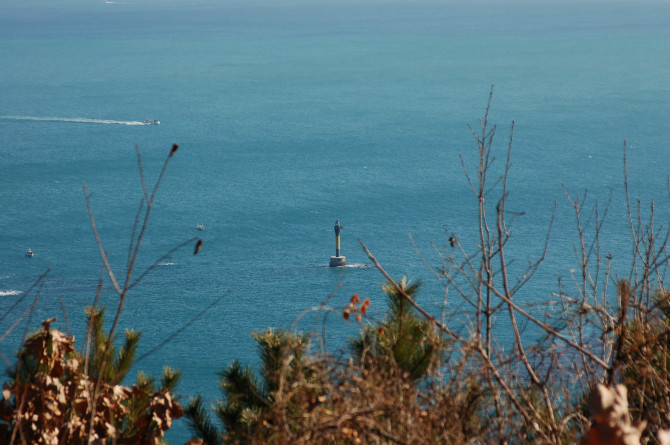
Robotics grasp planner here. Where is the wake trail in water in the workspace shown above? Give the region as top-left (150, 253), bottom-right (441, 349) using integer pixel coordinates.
top-left (0, 116), bottom-right (152, 126)
top-left (312, 263), bottom-right (372, 269)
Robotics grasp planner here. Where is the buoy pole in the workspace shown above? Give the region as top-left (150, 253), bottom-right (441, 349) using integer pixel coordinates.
top-left (335, 230), bottom-right (341, 257)
top-left (330, 220), bottom-right (346, 267)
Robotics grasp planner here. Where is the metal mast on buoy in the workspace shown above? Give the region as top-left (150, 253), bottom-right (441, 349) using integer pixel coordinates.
top-left (330, 220), bottom-right (346, 267)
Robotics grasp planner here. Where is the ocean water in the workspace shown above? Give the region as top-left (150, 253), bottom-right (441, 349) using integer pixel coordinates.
top-left (1, 0), bottom-right (669, 442)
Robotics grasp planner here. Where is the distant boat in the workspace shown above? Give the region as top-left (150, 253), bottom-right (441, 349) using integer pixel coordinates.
top-left (196, 224), bottom-right (205, 231)
top-left (25, 248), bottom-right (34, 258)
top-left (143, 119), bottom-right (160, 125)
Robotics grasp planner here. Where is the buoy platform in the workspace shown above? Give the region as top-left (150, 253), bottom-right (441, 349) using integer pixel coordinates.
top-left (330, 256), bottom-right (347, 267)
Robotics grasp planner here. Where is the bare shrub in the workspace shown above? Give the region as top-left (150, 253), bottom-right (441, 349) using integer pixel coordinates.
top-left (184, 87), bottom-right (670, 444)
top-left (1, 143), bottom-right (203, 444)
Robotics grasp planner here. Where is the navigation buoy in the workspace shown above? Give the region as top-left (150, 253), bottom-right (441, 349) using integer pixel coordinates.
top-left (330, 220), bottom-right (346, 267)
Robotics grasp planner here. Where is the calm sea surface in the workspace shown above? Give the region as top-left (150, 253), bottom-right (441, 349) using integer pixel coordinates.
top-left (1, 0), bottom-right (669, 441)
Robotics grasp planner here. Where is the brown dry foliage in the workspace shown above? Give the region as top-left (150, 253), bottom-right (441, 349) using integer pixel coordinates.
top-left (0, 319), bottom-right (182, 445)
top-left (227, 357), bottom-right (484, 444)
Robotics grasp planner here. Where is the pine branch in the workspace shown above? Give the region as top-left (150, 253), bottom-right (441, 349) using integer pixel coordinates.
top-left (185, 395), bottom-right (220, 445)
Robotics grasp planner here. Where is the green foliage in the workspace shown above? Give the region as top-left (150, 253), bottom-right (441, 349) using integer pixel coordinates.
top-left (216, 360), bottom-right (265, 439)
top-left (185, 328), bottom-right (312, 444)
top-left (84, 306), bottom-right (140, 384)
top-left (351, 277), bottom-right (446, 380)
top-left (186, 395), bottom-right (220, 445)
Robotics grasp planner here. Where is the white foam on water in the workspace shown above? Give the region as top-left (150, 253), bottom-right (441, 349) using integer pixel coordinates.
top-left (0, 116), bottom-right (150, 126)
top-left (344, 264), bottom-right (371, 269)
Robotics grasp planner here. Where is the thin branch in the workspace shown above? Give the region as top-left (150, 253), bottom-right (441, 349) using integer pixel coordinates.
top-left (83, 181), bottom-right (122, 295)
top-left (0, 269), bottom-right (50, 326)
top-left (128, 237), bottom-right (200, 290)
top-left (135, 144), bottom-right (150, 203)
top-left (134, 291), bottom-right (230, 367)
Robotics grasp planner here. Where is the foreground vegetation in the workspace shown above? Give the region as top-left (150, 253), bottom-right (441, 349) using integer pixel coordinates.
top-left (2, 89), bottom-right (670, 444)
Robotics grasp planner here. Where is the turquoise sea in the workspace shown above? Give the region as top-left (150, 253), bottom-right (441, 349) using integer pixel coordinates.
top-left (1, 0), bottom-right (669, 441)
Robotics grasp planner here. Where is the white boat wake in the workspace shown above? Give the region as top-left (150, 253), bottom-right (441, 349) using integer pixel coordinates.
top-left (0, 115), bottom-right (155, 126)
top-left (313, 263), bottom-right (371, 269)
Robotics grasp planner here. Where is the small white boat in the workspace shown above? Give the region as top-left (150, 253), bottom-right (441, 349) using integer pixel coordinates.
top-left (196, 224), bottom-right (205, 231)
top-left (143, 119), bottom-right (160, 125)
top-left (25, 248), bottom-right (34, 258)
